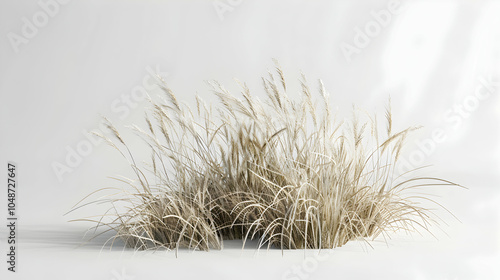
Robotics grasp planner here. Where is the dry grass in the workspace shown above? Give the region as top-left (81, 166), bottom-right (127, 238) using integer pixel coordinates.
top-left (72, 63), bottom-right (463, 252)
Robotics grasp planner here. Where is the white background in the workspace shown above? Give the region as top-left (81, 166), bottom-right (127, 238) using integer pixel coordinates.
top-left (0, 0), bottom-right (499, 279)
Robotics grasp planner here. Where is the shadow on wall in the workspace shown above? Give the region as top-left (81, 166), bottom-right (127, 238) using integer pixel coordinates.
top-left (12, 225), bottom-right (126, 250)
top-left (10, 224), bottom-right (264, 251)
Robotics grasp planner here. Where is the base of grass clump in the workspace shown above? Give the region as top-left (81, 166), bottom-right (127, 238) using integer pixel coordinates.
top-left (74, 63), bottom-right (462, 251)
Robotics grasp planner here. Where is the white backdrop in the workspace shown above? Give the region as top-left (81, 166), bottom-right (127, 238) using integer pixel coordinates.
top-left (1, 0), bottom-right (499, 279)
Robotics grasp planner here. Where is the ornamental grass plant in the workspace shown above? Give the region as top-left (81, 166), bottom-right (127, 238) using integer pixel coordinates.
top-left (74, 63), bottom-right (462, 252)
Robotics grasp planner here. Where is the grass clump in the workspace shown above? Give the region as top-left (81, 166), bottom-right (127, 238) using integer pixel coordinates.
top-left (75, 63), bottom-right (462, 251)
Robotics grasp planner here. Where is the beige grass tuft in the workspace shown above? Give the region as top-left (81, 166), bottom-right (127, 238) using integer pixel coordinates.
top-left (73, 63), bottom-right (463, 251)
